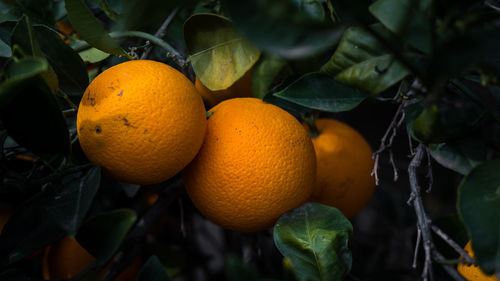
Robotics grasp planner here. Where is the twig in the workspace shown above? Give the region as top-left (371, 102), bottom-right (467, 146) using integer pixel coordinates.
top-left (413, 227), bottom-right (422, 269)
top-left (408, 144), bottom-right (434, 281)
top-left (433, 251), bottom-right (468, 281)
top-left (371, 101), bottom-right (406, 185)
top-left (140, 7), bottom-right (180, 60)
top-left (431, 225), bottom-right (474, 264)
top-left (425, 149), bottom-right (433, 193)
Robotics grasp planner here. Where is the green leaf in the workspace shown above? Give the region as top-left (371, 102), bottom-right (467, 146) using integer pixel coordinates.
top-left (457, 159), bottom-right (500, 275)
top-left (222, 0), bottom-right (345, 59)
top-left (274, 203), bottom-right (353, 281)
top-left (0, 0), bottom-right (54, 26)
top-left (78, 47), bottom-right (110, 63)
top-left (0, 167), bottom-right (99, 265)
top-left (33, 24), bottom-right (89, 97)
top-left (76, 209), bottom-right (137, 263)
top-left (429, 137), bottom-right (486, 175)
top-left (0, 38), bottom-right (11, 57)
top-left (252, 55), bottom-right (291, 99)
top-left (0, 58), bottom-right (70, 154)
top-left (184, 13), bottom-right (260, 91)
top-left (368, 0), bottom-right (432, 53)
top-left (321, 24), bottom-right (409, 94)
top-left (11, 16), bottom-right (59, 92)
top-left (45, 167), bottom-right (101, 236)
top-left (136, 255), bottom-right (171, 281)
top-left (64, 0), bottom-right (128, 56)
top-left (274, 73), bottom-right (369, 112)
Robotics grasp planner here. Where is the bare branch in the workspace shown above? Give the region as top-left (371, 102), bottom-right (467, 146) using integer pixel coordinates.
top-left (413, 227), bottom-right (422, 269)
top-left (431, 225), bottom-right (474, 264)
top-left (140, 7), bottom-right (180, 60)
top-left (433, 251), bottom-right (468, 281)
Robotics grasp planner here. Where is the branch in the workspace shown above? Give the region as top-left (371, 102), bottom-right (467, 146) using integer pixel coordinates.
top-left (431, 225), bottom-right (474, 264)
top-left (29, 163), bottom-right (93, 185)
top-left (408, 144), bottom-right (434, 281)
top-left (140, 7), bottom-right (180, 60)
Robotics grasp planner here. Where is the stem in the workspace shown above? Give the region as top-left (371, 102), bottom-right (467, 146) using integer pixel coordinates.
top-left (301, 112), bottom-right (320, 139)
top-left (140, 7), bottom-right (180, 60)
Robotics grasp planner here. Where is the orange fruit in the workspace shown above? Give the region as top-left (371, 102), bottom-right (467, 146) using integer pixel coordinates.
top-left (55, 21), bottom-right (77, 43)
top-left (42, 236), bottom-right (96, 280)
top-left (0, 208), bottom-right (13, 234)
top-left (194, 68), bottom-right (253, 108)
top-left (114, 256), bottom-right (142, 281)
top-left (77, 60), bottom-right (206, 185)
top-left (182, 98), bottom-right (316, 232)
top-left (457, 241), bottom-right (500, 281)
top-left (304, 119), bottom-right (375, 218)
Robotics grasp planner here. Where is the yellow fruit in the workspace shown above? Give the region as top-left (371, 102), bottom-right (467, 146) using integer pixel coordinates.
top-left (305, 119), bottom-right (375, 218)
top-left (194, 68), bottom-right (253, 108)
top-left (42, 236), bottom-right (96, 280)
top-left (183, 98), bottom-right (316, 232)
top-left (458, 241), bottom-right (500, 281)
top-left (0, 208), bottom-right (13, 234)
top-left (77, 60), bottom-right (206, 185)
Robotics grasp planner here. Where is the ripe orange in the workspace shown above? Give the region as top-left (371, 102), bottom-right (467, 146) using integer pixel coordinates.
top-left (42, 236), bottom-right (95, 280)
top-left (304, 119), bottom-right (375, 218)
top-left (77, 60), bottom-right (206, 185)
top-left (56, 21), bottom-right (77, 43)
top-left (182, 98), bottom-right (316, 232)
top-left (194, 68), bottom-right (253, 108)
top-left (457, 241), bottom-right (499, 281)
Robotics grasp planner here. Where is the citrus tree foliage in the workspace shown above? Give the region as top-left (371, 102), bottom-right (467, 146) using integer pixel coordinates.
top-left (0, 0), bottom-right (499, 280)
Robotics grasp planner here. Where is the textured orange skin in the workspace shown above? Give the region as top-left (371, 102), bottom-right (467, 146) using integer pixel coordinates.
top-left (306, 119), bottom-right (375, 219)
top-left (458, 241), bottom-right (500, 281)
top-left (194, 68), bottom-right (253, 108)
top-left (183, 98), bottom-right (316, 232)
top-left (42, 236), bottom-right (96, 280)
top-left (0, 208), bottom-right (13, 234)
top-left (77, 60), bottom-right (206, 185)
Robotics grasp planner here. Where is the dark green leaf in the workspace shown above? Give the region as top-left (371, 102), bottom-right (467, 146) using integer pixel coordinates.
top-left (33, 24), bottom-right (89, 97)
top-left (252, 55), bottom-right (291, 99)
top-left (11, 16), bottom-right (59, 92)
top-left (136, 255), bottom-right (171, 281)
top-left (457, 159), bottom-right (500, 275)
top-left (369, 0), bottom-right (432, 53)
top-left (274, 202), bottom-right (353, 281)
top-left (0, 58), bottom-right (70, 154)
top-left (76, 209), bottom-right (137, 263)
top-left (429, 137), bottom-right (486, 175)
top-left (64, 0), bottom-right (128, 56)
top-left (225, 254), bottom-right (261, 281)
top-left (0, 0), bottom-right (54, 25)
top-left (45, 167), bottom-right (101, 236)
top-left (274, 73), bottom-right (369, 112)
top-left (184, 13), bottom-right (260, 91)
top-left (0, 38), bottom-right (11, 57)
top-left (222, 0), bottom-right (345, 59)
top-left (320, 24), bottom-right (410, 94)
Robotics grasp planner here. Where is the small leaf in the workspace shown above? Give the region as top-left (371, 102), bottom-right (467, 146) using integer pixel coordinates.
top-left (136, 255), bottom-right (171, 281)
top-left (222, 0), bottom-right (345, 59)
top-left (78, 47), bottom-right (110, 63)
top-left (45, 166), bottom-right (101, 236)
top-left (274, 203), bottom-right (353, 281)
top-left (274, 72), bottom-right (369, 112)
top-left (0, 38), bottom-right (11, 57)
top-left (457, 159), bottom-right (500, 275)
top-left (429, 137), bottom-right (486, 175)
top-left (64, 0), bottom-right (128, 56)
top-left (369, 0), bottom-right (432, 53)
top-left (184, 13), bottom-right (260, 91)
top-left (321, 24), bottom-right (410, 94)
top-left (252, 55), bottom-right (291, 99)
top-left (76, 209), bottom-right (137, 263)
